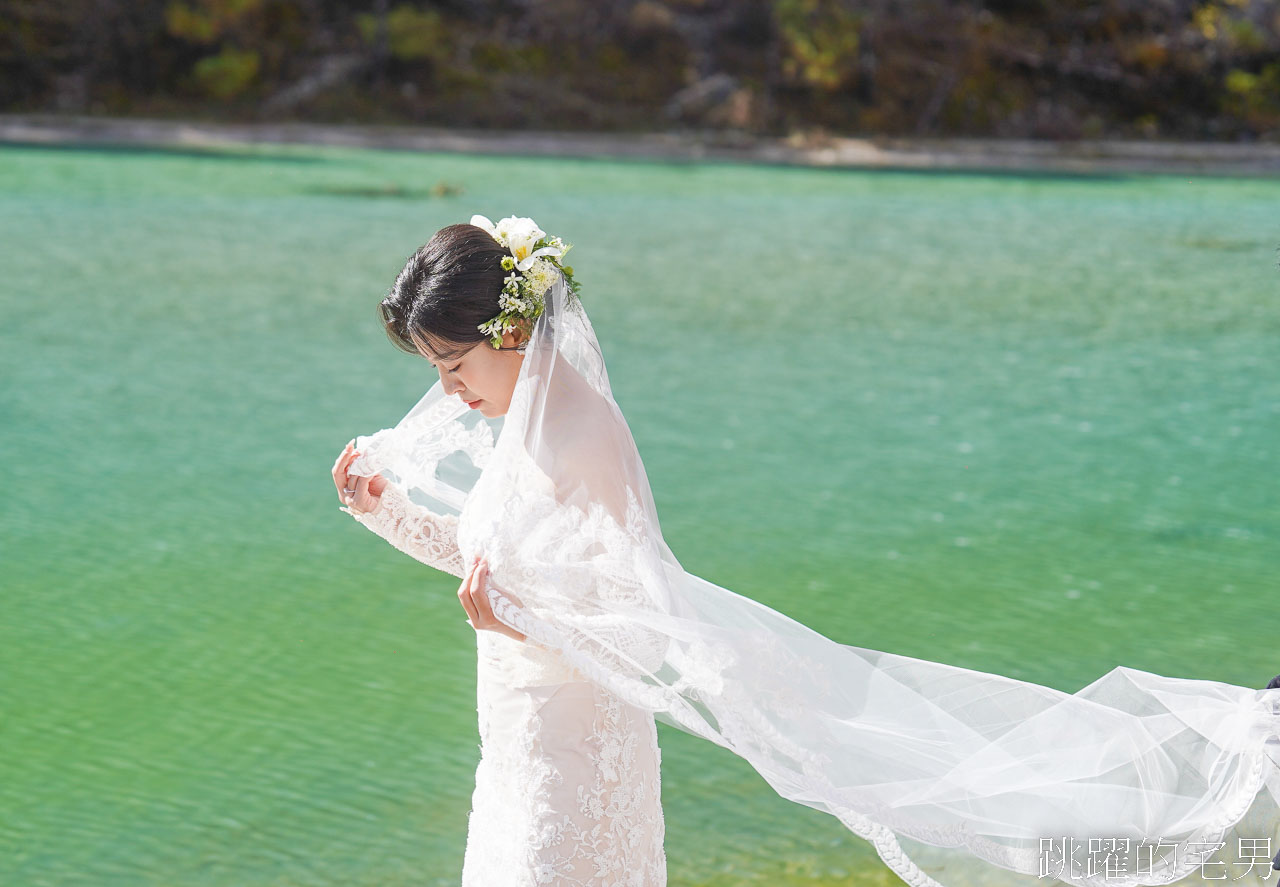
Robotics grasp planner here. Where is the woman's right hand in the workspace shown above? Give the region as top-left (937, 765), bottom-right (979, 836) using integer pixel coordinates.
top-left (332, 439), bottom-right (388, 515)
top-left (458, 555), bottom-right (528, 643)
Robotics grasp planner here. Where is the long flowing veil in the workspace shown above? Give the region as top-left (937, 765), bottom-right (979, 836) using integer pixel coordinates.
top-left (349, 268), bottom-right (1280, 887)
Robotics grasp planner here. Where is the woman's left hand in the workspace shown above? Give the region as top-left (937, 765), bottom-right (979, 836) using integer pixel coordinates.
top-left (459, 555), bottom-right (528, 643)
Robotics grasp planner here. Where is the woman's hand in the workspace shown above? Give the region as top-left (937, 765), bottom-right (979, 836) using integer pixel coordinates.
top-left (459, 555), bottom-right (528, 643)
top-left (332, 439), bottom-right (388, 514)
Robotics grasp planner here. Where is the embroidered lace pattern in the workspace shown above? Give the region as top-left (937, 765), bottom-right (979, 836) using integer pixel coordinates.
top-left (344, 482), bottom-right (667, 885)
top-left (342, 481), bottom-right (468, 579)
top-left (462, 677), bottom-right (666, 886)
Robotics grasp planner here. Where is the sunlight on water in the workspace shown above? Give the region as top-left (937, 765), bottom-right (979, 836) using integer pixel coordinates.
top-left (1, 142), bottom-right (1276, 885)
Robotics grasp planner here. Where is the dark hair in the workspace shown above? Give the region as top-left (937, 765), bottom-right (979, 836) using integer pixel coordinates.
top-left (378, 223), bottom-right (527, 362)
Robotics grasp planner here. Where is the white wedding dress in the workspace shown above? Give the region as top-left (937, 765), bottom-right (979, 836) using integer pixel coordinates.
top-left (343, 481), bottom-right (668, 887)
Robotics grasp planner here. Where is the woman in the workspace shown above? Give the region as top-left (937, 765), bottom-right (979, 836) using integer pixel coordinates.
top-left (334, 215), bottom-right (1280, 887)
top-left (331, 220), bottom-right (666, 886)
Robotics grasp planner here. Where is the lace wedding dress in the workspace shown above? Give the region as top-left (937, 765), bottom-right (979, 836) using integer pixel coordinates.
top-left (342, 481), bottom-right (668, 887)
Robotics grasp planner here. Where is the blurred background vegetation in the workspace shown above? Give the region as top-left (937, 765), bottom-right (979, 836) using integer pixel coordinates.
top-left (3, 0), bottom-right (1279, 141)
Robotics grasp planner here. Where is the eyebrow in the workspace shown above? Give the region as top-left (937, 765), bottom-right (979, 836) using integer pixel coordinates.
top-left (416, 339), bottom-right (466, 364)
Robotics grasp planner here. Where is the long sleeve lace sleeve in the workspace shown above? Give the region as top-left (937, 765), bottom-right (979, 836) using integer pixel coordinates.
top-left (340, 482), bottom-right (468, 579)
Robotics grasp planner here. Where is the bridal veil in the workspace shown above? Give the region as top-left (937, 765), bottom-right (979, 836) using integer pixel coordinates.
top-left (348, 267), bottom-right (1280, 887)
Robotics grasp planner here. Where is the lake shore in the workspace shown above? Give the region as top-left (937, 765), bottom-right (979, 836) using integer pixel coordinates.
top-left (3, 112), bottom-right (1279, 178)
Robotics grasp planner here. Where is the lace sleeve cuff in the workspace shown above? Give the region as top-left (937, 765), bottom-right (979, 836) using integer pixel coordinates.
top-left (341, 482), bottom-right (467, 579)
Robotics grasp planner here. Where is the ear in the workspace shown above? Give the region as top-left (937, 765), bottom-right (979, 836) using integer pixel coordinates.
top-left (503, 325), bottom-right (530, 350)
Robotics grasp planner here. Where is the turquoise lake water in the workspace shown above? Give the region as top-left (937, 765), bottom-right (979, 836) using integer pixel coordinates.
top-left (1, 141), bottom-right (1277, 886)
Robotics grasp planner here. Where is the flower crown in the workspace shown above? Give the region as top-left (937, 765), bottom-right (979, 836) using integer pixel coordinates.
top-left (469, 214), bottom-right (582, 350)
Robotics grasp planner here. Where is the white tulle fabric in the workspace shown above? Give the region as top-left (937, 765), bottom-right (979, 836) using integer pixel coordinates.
top-left (346, 268), bottom-right (1280, 887)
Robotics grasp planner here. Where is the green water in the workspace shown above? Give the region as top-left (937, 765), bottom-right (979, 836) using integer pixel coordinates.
top-left (1, 141), bottom-right (1277, 886)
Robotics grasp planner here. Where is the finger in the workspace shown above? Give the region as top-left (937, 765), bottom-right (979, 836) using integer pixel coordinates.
top-left (341, 453), bottom-right (363, 492)
top-left (467, 559), bottom-right (491, 624)
top-left (471, 564), bottom-right (496, 625)
top-left (457, 567), bottom-right (480, 624)
top-left (458, 589), bottom-right (480, 625)
top-left (340, 448), bottom-right (357, 481)
top-left (478, 563), bottom-right (506, 630)
top-left (333, 442), bottom-right (355, 489)
top-left (479, 561), bottom-right (494, 609)
top-left (332, 442), bottom-right (351, 484)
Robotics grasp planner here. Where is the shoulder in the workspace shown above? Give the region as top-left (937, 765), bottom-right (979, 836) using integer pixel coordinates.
top-left (546, 407), bottom-right (636, 521)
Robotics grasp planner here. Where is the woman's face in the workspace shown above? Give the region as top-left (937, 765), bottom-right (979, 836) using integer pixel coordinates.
top-left (417, 330), bottom-right (526, 418)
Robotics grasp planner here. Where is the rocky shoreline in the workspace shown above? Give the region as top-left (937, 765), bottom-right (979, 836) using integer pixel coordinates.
top-left (3, 113), bottom-right (1278, 177)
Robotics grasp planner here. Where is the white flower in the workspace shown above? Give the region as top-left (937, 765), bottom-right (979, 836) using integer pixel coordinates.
top-left (494, 215), bottom-right (565, 271)
top-left (499, 291), bottom-right (530, 314)
top-left (469, 214), bottom-right (504, 245)
top-left (522, 257), bottom-right (559, 299)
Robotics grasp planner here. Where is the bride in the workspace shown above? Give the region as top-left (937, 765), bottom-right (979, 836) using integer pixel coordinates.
top-left (333, 215), bottom-right (1280, 887)
top-left (333, 217), bottom-right (665, 885)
